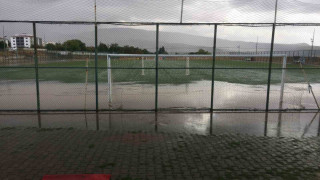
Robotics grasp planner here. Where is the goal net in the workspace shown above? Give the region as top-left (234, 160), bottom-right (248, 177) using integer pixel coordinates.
top-left (99, 53), bottom-right (316, 110)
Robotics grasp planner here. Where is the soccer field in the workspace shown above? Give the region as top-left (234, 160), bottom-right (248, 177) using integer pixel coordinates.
top-left (0, 59), bottom-right (319, 85)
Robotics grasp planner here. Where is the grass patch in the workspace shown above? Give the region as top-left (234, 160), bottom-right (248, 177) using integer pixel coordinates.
top-left (88, 144), bottom-right (95, 149)
top-left (1, 59), bottom-right (319, 85)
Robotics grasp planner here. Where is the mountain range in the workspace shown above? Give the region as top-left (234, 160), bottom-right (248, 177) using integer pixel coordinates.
top-left (41, 27), bottom-right (317, 53)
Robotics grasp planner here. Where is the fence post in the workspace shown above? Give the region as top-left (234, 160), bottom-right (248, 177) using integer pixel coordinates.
top-left (210, 24), bottom-right (217, 111)
top-left (265, 23), bottom-right (276, 111)
top-left (155, 24), bottom-right (159, 112)
top-left (33, 22), bottom-right (40, 112)
top-left (94, 23), bottom-right (99, 111)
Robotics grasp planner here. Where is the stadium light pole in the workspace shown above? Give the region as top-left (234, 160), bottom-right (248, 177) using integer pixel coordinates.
top-left (310, 29), bottom-right (315, 60)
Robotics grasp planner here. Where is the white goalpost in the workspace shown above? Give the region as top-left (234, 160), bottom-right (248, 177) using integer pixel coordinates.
top-left (186, 57), bottom-right (190, 76)
top-left (107, 55), bottom-right (112, 104)
top-left (279, 55), bottom-right (287, 109)
top-left (106, 53), bottom-right (288, 109)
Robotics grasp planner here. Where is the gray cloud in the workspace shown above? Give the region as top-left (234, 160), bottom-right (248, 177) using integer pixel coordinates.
top-left (1, 0), bottom-right (319, 23)
top-left (1, 0), bottom-right (320, 47)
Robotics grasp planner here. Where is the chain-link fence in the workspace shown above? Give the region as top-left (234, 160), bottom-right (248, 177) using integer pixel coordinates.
top-left (0, 21), bottom-right (319, 112)
top-left (1, 0), bottom-right (320, 112)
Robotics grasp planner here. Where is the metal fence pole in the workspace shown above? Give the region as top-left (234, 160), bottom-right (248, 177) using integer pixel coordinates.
top-left (94, 23), bottom-right (99, 111)
top-left (265, 23), bottom-right (276, 111)
top-left (33, 22), bottom-right (40, 112)
top-left (210, 24), bottom-right (217, 111)
top-left (155, 24), bottom-right (159, 112)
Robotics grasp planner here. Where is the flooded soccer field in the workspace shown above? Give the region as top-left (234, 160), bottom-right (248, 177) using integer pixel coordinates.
top-left (0, 80), bottom-right (318, 110)
top-left (0, 80), bottom-right (320, 138)
top-left (1, 58), bottom-right (320, 138)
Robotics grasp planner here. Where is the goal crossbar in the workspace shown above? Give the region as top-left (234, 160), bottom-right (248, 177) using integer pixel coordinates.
top-left (107, 54), bottom-right (287, 58)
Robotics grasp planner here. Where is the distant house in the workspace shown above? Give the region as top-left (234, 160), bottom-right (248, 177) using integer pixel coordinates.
top-left (10, 33), bottom-right (42, 50)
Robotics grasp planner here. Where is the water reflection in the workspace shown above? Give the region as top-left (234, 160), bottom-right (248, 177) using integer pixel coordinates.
top-left (1, 112), bottom-right (320, 138)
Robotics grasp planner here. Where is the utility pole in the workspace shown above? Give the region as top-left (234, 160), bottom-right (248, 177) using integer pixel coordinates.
top-left (256, 36), bottom-right (259, 54)
top-left (238, 45), bottom-right (240, 54)
top-left (2, 26), bottom-right (5, 61)
top-left (2, 26), bottom-right (5, 51)
top-left (180, 0), bottom-right (184, 23)
top-left (311, 29), bottom-right (315, 60)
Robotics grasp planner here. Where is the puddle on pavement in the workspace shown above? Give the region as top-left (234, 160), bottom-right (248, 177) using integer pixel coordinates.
top-left (0, 112), bottom-right (319, 138)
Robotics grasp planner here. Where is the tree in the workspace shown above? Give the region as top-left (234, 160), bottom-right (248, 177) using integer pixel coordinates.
top-left (0, 41), bottom-right (8, 50)
top-left (158, 46), bottom-right (168, 54)
top-left (63, 39), bottom-right (86, 51)
top-left (45, 43), bottom-right (56, 50)
top-left (142, 49), bottom-right (150, 54)
top-left (98, 42), bottom-right (108, 52)
top-left (86, 46), bottom-right (95, 52)
top-left (189, 49), bottom-right (210, 55)
top-left (55, 43), bottom-right (65, 51)
top-left (109, 43), bottom-right (121, 53)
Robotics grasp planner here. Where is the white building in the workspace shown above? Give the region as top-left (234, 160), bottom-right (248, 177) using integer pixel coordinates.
top-left (10, 33), bottom-right (42, 50)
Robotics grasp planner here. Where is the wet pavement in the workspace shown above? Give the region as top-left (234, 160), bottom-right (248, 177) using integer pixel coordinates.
top-left (1, 112), bottom-right (320, 138)
top-left (0, 127), bottom-right (320, 179)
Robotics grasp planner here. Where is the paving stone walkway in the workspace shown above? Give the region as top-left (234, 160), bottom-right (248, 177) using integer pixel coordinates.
top-left (0, 128), bottom-right (320, 180)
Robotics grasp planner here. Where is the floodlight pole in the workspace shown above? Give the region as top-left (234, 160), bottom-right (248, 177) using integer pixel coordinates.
top-left (210, 24), bottom-right (217, 111)
top-left (266, 0), bottom-right (278, 111)
top-left (310, 29), bottom-right (315, 61)
top-left (33, 22), bottom-right (40, 112)
top-left (155, 24), bottom-right (159, 111)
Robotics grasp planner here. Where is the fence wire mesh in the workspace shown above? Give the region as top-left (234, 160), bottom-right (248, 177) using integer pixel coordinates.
top-left (1, 7), bottom-right (320, 112)
top-left (2, 0), bottom-right (320, 23)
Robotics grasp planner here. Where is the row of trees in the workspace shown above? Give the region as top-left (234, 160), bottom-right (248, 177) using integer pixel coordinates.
top-left (189, 49), bottom-right (210, 54)
top-left (45, 40), bottom-right (87, 51)
top-left (44, 39), bottom-right (152, 54)
top-left (97, 43), bottom-right (151, 54)
top-left (44, 39), bottom-right (211, 54)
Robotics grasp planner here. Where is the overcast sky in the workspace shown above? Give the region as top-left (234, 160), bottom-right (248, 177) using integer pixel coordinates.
top-left (1, 0), bottom-right (320, 46)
